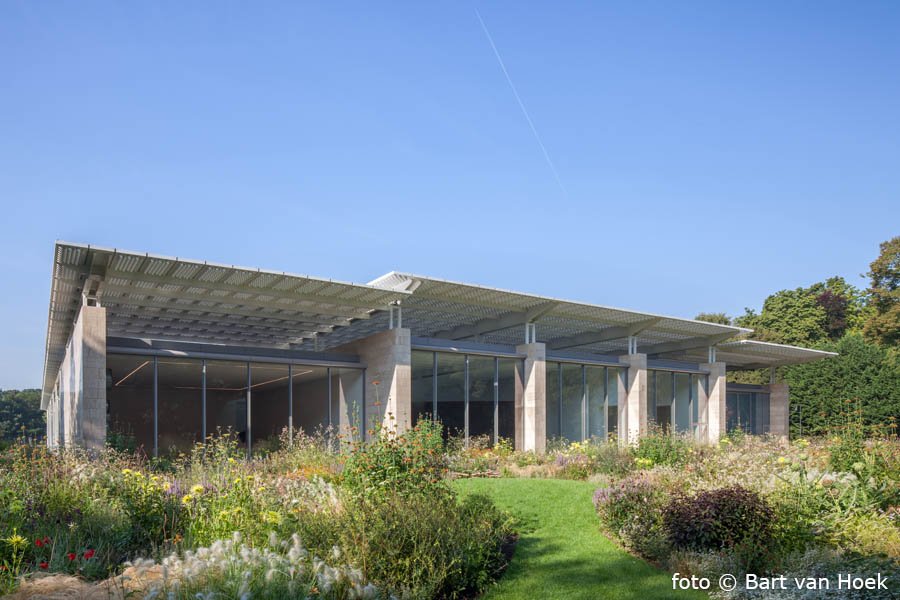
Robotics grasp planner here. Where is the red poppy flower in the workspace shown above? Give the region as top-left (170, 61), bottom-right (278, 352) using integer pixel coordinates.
top-left (35, 539), bottom-right (43, 548)
top-left (83, 549), bottom-right (95, 560)
top-left (39, 562), bottom-right (49, 569)
top-left (67, 552), bottom-right (77, 561)
top-left (43, 536), bottom-right (51, 545)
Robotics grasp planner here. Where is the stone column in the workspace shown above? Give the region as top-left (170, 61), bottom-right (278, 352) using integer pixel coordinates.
top-left (516, 342), bottom-right (546, 453)
top-left (618, 354), bottom-right (648, 446)
top-left (334, 328), bottom-right (411, 439)
top-left (701, 362), bottom-right (726, 444)
top-left (768, 382), bottom-right (790, 439)
top-left (52, 305), bottom-right (107, 451)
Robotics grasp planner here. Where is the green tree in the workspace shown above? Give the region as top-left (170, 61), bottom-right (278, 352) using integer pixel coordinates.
top-left (694, 312), bottom-right (731, 325)
top-left (784, 334), bottom-right (900, 436)
top-left (863, 236), bottom-right (900, 346)
top-left (0, 389), bottom-right (44, 443)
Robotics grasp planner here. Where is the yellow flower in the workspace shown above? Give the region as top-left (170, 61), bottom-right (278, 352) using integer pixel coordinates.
top-left (262, 511), bottom-right (283, 525)
top-left (3, 531), bottom-right (27, 550)
top-left (191, 484), bottom-right (204, 495)
top-left (228, 457), bottom-right (236, 464)
top-left (121, 468), bottom-right (133, 476)
top-left (777, 456), bottom-right (789, 464)
top-left (181, 494), bottom-right (193, 505)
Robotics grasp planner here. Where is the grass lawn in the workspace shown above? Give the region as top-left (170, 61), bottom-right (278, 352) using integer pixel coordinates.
top-left (454, 478), bottom-right (707, 600)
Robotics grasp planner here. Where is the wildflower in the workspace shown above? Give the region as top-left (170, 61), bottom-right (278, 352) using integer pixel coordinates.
top-left (181, 494), bottom-right (194, 505)
top-left (4, 531), bottom-right (28, 551)
top-left (35, 538), bottom-right (43, 548)
top-left (84, 549), bottom-right (95, 559)
top-left (190, 484), bottom-right (204, 495)
top-left (67, 552), bottom-right (77, 561)
top-left (43, 536), bottom-right (51, 545)
top-left (39, 561), bottom-right (49, 569)
top-left (777, 456), bottom-right (789, 464)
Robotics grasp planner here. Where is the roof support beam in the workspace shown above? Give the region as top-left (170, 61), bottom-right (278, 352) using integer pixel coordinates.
top-left (100, 293), bottom-right (348, 331)
top-left (643, 332), bottom-right (737, 357)
top-left (99, 282), bottom-right (373, 320)
top-left (431, 301), bottom-right (559, 340)
top-left (548, 317), bottom-right (661, 351)
top-left (103, 268), bottom-right (397, 311)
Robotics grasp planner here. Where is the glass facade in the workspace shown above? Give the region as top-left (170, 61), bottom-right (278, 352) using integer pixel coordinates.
top-left (647, 370), bottom-right (703, 436)
top-left (726, 390), bottom-right (770, 435)
top-left (411, 350), bottom-right (522, 446)
top-left (545, 361), bottom-right (622, 443)
top-left (106, 353), bottom-right (362, 457)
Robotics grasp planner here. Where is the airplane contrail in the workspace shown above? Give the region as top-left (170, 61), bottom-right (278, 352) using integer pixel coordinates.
top-left (475, 7), bottom-right (567, 197)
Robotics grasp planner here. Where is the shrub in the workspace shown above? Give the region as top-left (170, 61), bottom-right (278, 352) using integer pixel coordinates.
top-left (632, 424), bottom-right (691, 467)
top-left (662, 486), bottom-right (774, 571)
top-left (594, 473), bottom-right (672, 560)
top-left (342, 419), bottom-right (447, 499)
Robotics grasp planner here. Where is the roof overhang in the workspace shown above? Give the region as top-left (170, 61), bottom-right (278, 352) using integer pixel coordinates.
top-left (677, 339), bottom-right (838, 369)
top-left (40, 242), bottom-right (408, 407)
top-left (305, 272), bottom-right (752, 356)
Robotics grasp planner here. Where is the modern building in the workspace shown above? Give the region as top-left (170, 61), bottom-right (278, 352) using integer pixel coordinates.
top-left (40, 242), bottom-right (836, 456)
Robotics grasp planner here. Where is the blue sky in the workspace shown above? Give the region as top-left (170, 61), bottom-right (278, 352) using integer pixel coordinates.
top-left (1, 2), bottom-right (898, 390)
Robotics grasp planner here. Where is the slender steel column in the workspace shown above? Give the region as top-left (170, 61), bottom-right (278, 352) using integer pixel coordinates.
top-left (246, 362), bottom-right (252, 459)
top-left (152, 356), bottom-right (158, 458)
top-left (581, 365), bottom-right (587, 441)
top-left (326, 367), bottom-right (332, 447)
top-left (201, 359), bottom-right (207, 442)
top-left (464, 355), bottom-right (470, 447)
top-left (288, 363), bottom-right (293, 447)
top-left (431, 353), bottom-right (438, 418)
top-left (493, 358), bottom-right (499, 445)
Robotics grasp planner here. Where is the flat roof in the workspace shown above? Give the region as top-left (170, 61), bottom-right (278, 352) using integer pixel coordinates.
top-left (41, 242), bottom-right (408, 404)
top-left (41, 243), bottom-right (836, 403)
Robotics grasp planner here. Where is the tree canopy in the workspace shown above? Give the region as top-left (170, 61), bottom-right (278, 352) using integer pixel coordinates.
top-left (0, 388), bottom-right (44, 444)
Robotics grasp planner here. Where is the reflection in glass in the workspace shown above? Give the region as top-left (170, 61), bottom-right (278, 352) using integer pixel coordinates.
top-left (498, 358), bottom-right (518, 442)
top-left (251, 362), bottom-right (290, 449)
top-left (157, 358), bottom-right (203, 453)
top-left (411, 351), bottom-right (434, 424)
top-left (607, 368), bottom-right (619, 437)
top-left (546, 362), bottom-right (560, 440)
top-left (468, 356), bottom-right (495, 443)
top-left (205, 360), bottom-right (248, 444)
top-left (655, 371), bottom-right (673, 430)
top-left (436, 353), bottom-right (466, 438)
top-left (291, 366), bottom-right (329, 435)
top-left (107, 354), bottom-right (155, 453)
top-left (586, 366), bottom-right (605, 439)
top-left (561, 364), bottom-right (583, 442)
top-left (674, 373), bottom-right (691, 433)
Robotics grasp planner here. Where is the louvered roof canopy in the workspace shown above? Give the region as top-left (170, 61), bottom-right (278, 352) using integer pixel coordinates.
top-left (679, 340), bottom-right (838, 370)
top-left (305, 272), bottom-right (751, 356)
top-left (41, 242), bottom-right (409, 399)
top-left (42, 245), bottom-right (836, 402)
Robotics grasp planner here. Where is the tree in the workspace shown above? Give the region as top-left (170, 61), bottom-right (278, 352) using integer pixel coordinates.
top-left (0, 389), bottom-right (44, 443)
top-left (694, 312), bottom-right (731, 325)
top-left (864, 236), bottom-right (900, 346)
top-left (784, 334), bottom-right (900, 436)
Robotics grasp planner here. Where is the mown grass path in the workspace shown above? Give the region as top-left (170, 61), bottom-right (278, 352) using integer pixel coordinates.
top-left (454, 478), bottom-right (707, 600)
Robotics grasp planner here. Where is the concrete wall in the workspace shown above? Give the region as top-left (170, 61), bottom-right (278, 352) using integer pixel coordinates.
top-left (767, 382), bottom-right (790, 438)
top-left (701, 362), bottom-right (727, 444)
top-left (619, 354), bottom-right (648, 446)
top-left (46, 306), bottom-right (107, 451)
top-left (334, 328), bottom-right (411, 439)
top-left (516, 342), bottom-right (546, 453)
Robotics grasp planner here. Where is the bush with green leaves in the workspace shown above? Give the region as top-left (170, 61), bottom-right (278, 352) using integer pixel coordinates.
top-left (632, 423), bottom-right (691, 467)
top-left (593, 472), bottom-right (673, 560)
top-left (342, 418), bottom-right (447, 499)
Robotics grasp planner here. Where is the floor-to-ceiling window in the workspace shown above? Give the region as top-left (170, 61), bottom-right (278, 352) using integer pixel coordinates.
top-left (468, 355), bottom-right (495, 443)
top-left (545, 362), bottom-right (623, 443)
top-left (157, 357), bottom-right (203, 453)
top-left (726, 389), bottom-right (770, 435)
top-left (436, 353), bottom-right (466, 438)
top-left (106, 353), bottom-right (360, 457)
top-left (647, 370), bottom-right (702, 436)
top-left (411, 350), bottom-right (522, 446)
top-left (107, 354), bottom-right (154, 453)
